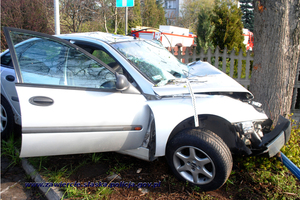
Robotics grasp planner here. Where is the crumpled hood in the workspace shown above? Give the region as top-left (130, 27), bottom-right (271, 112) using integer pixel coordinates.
top-left (152, 61), bottom-right (253, 99)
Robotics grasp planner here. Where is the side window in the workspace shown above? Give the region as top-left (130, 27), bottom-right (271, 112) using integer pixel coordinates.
top-left (64, 48), bottom-right (115, 88)
top-left (9, 32), bottom-right (116, 90)
top-left (92, 50), bottom-right (123, 75)
top-left (92, 50), bottom-right (115, 64)
top-left (71, 42), bottom-right (124, 75)
top-left (77, 43), bottom-right (138, 86)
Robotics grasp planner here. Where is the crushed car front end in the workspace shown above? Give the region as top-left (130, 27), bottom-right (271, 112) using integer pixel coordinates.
top-left (110, 39), bottom-right (291, 159)
top-left (234, 114), bottom-right (291, 157)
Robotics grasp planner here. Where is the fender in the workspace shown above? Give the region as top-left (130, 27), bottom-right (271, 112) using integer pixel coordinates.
top-left (147, 94), bottom-right (268, 157)
top-left (0, 67), bottom-right (21, 125)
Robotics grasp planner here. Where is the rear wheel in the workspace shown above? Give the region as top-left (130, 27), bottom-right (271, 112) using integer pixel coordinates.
top-left (1, 96), bottom-right (14, 140)
top-left (166, 129), bottom-right (233, 191)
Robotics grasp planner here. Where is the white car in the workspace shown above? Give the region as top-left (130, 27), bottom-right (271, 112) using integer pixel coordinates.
top-left (1, 27), bottom-right (291, 191)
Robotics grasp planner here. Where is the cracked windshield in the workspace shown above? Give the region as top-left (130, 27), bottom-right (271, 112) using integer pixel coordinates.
top-left (113, 40), bottom-right (188, 86)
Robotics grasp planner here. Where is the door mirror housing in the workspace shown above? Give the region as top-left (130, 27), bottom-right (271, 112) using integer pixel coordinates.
top-left (115, 72), bottom-right (130, 91)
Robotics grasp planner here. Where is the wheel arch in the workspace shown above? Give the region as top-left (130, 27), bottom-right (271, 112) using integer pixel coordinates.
top-left (167, 114), bottom-right (251, 155)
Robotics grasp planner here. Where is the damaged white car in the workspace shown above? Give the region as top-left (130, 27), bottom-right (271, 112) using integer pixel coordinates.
top-left (1, 27), bottom-right (291, 191)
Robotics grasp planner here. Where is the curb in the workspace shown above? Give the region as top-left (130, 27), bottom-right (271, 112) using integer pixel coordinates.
top-left (21, 157), bottom-right (64, 200)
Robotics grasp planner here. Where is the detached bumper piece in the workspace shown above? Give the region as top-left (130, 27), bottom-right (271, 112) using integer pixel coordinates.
top-left (260, 115), bottom-right (291, 157)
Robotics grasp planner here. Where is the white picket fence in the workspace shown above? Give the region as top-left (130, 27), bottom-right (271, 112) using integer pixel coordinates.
top-left (169, 46), bottom-right (253, 88)
top-left (291, 62), bottom-right (300, 116)
top-left (169, 46), bottom-right (300, 117)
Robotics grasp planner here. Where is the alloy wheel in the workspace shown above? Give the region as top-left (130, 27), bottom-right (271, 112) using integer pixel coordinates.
top-left (1, 104), bottom-right (8, 132)
top-left (173, 146), bottom-right (216, 184)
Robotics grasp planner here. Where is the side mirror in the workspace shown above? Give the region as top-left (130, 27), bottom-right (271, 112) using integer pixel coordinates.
top-left (115, 72), bottom-right (130, 91)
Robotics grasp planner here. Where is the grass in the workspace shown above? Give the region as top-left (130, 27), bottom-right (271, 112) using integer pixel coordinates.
top-left (108, 158), bottom-right (133, 175)
top-left (62, 186), bottom-right (113, 200)
top-left (232, 117), bottom-right (300, 199)
top-left (2, 118), bottom-right (299, 199)
top-left (46, 165), bottom-right (70, 183)
top-left (1, 134), bottom-right (21, 168)
top-left (26, 152), bottom-right (117, 199)
top-left (27, 156), bottom-right (48, 171)
top-left (90, 153), bottom-right (103, 163)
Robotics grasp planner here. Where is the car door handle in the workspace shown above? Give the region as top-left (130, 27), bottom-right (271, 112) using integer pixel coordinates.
top-left (29, 96), bottom-right (54, 106)
top-left (6, 75), bottom-right (15, 82)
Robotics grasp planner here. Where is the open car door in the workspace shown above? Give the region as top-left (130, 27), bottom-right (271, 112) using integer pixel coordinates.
top-left (3, 27), bottom-right (150, 157)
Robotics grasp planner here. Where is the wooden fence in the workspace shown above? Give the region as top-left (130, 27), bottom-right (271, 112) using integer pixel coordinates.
top-left (168, 46), bottom-right (300, 117)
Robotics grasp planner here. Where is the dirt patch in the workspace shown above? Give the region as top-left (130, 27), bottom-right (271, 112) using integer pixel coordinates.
top-left (69, 163), bottom-right (109, 181)
top-left (31, 152), bottom-right (300, 199)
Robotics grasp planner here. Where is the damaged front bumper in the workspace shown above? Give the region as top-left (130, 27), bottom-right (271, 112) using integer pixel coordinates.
top-left (235, 115), bottom-right (291, 157)
top-left (260, 116), bottom-right (291, 157)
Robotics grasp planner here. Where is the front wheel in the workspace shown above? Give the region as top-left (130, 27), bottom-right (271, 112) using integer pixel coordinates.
top-left (166, 129), bottom-right (233, 191)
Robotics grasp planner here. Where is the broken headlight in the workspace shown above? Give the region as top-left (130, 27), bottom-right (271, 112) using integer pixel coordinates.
top-left (235, 121), bottom-right (264, 148)
top-left (248, 101), bottom-right (264, 113)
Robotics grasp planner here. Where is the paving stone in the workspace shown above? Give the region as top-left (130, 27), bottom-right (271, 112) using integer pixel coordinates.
top-left (1, 156), bottom-right (46, 200)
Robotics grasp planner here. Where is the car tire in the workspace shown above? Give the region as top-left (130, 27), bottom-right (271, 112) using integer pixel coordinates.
top-left (1, 96), bottom-right (14, 140)
top-left (166, 128), bottom-right (233, 191)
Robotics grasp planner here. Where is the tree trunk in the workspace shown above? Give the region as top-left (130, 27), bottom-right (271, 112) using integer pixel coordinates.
top-left (103, 14), bottom-right (108, 33)
top-left (114, 7), bottom-right (118, 34)
top-left (250, 0), bottom-right (300, 123)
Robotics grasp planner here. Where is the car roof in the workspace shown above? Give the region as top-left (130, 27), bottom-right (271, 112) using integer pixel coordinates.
top-left (0, 32), bottom-right (137, 57)
top-left (58, 32), bottom-right (136, 44)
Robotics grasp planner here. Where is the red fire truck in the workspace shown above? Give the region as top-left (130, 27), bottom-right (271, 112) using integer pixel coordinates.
top-left (242, 29), bottom-right (254, 51)
top-left (131, 25), bottom-right (197, 48)
top-left (132, 26), bottom-right (253, 51)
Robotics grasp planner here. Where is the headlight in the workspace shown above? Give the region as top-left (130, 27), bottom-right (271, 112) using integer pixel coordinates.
top-left (251, 101), bottom-right (262, 107)
top-left (249, 101), bottom-right (264, 113)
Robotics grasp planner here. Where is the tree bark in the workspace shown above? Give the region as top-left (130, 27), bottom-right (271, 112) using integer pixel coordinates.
top-left (250, 0), bottom-right (300, 123)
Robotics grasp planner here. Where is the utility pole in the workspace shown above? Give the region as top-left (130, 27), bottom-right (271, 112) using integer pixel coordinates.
top-left (54, 0), bottom-right (60, 35)
top-left (125, 7), bottom-right (128, 35)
